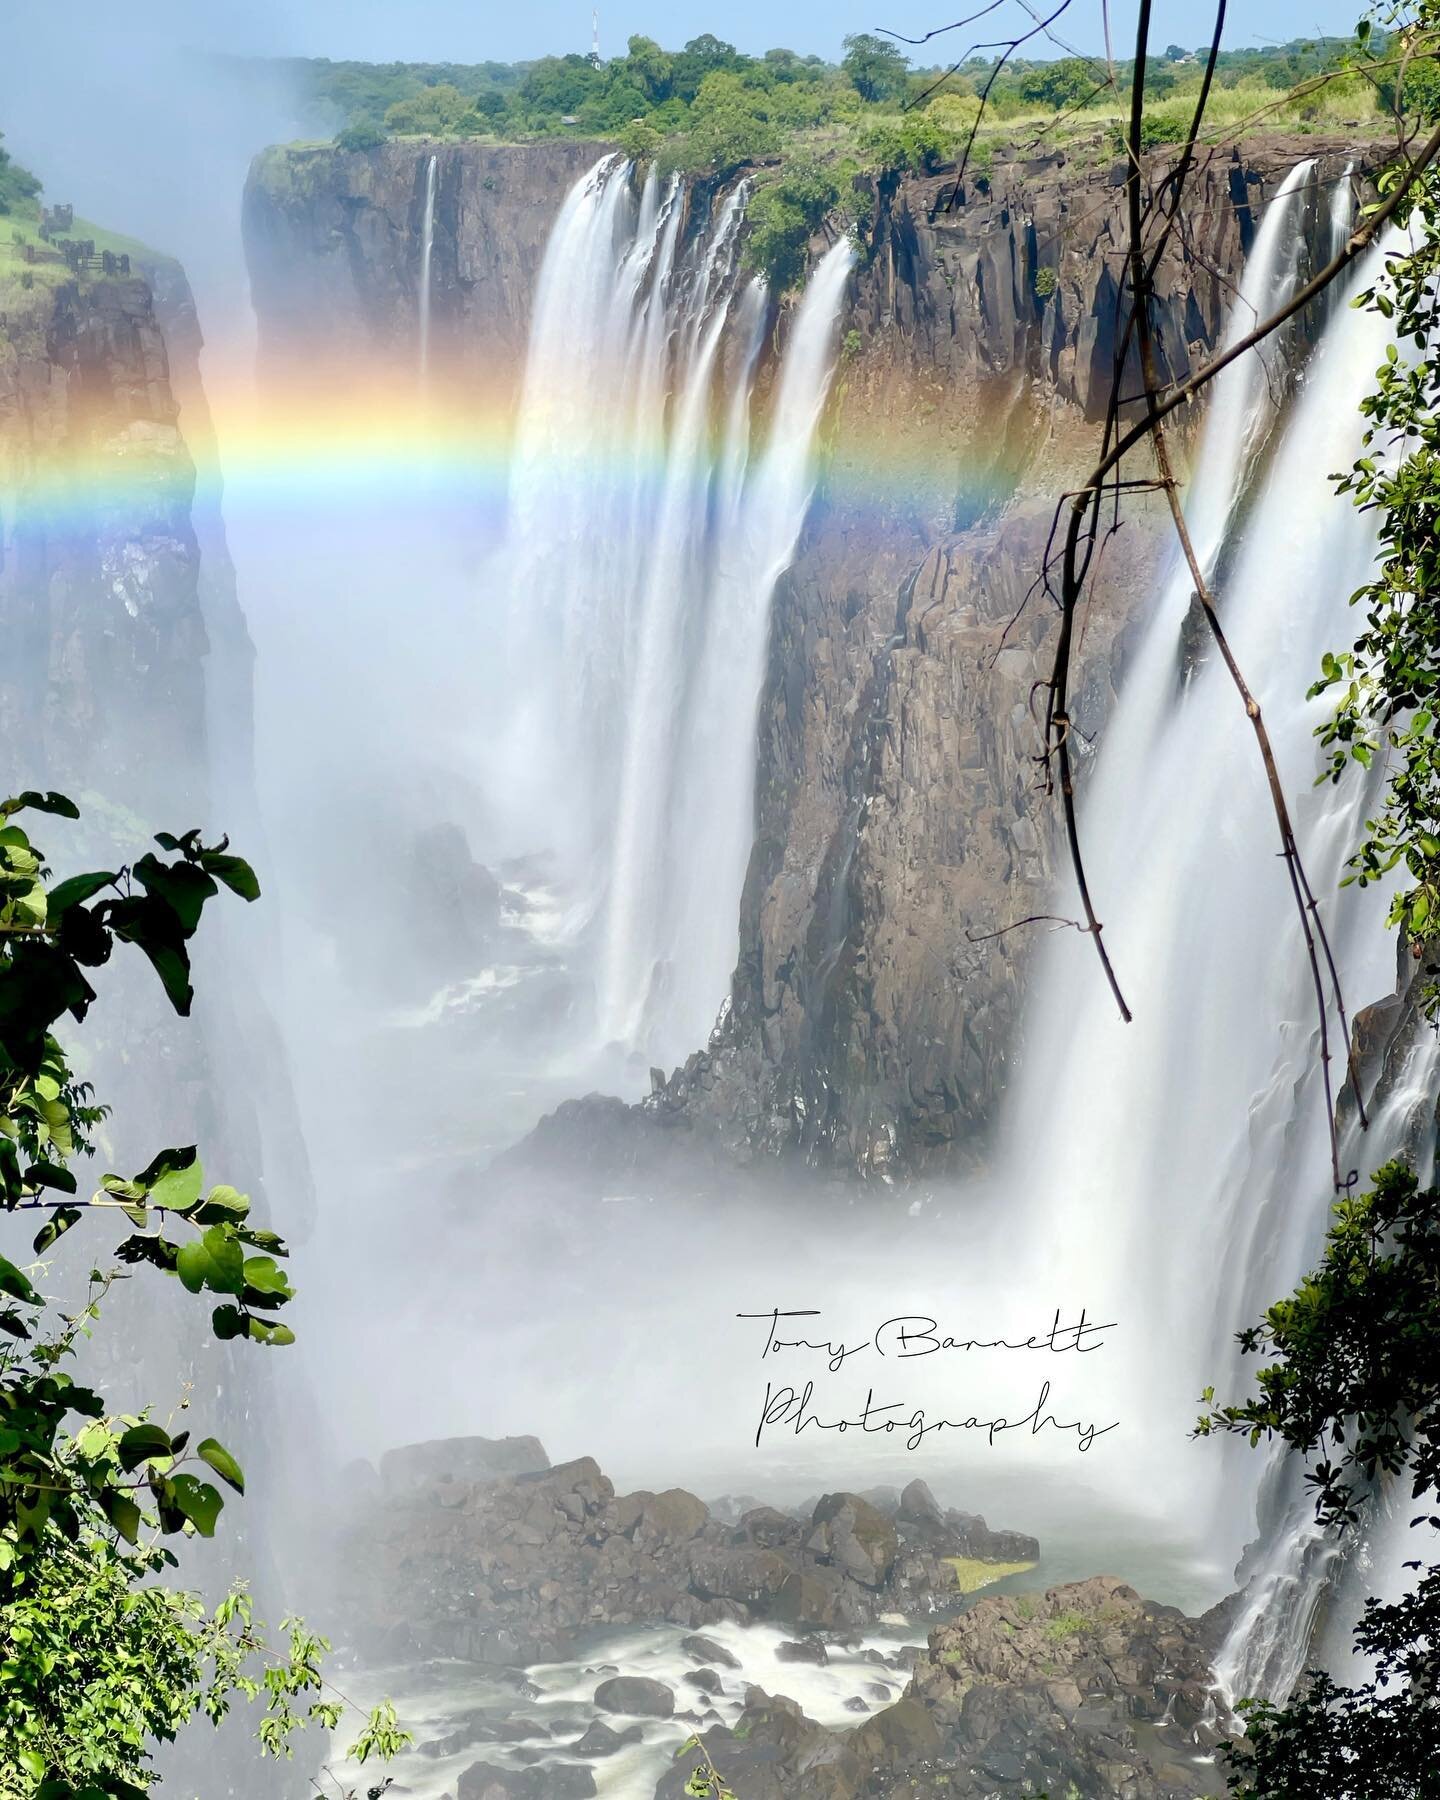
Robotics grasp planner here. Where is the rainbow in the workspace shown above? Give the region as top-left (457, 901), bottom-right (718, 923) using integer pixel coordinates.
top-left (3, 359), bottom-right (1025, 540)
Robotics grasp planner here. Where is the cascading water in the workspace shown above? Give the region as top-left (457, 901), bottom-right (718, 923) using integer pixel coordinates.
top-left (493, 156), bottom-right (852, 1070)
top-left (418, 152), bottom-right (437, 385)
top-left (992, 181), bottom-right (1429, 1704)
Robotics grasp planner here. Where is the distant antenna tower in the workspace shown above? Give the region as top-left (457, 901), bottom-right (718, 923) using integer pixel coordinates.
top-left (590, 7), bottom-right (601, 65)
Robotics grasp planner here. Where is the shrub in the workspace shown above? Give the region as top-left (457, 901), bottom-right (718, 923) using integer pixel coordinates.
top-left (0, 133), bottom-right (41, 216)
top-left (335, 119), bottom-right (386, 152)
top-left (743, 153), bottom-right (842, 290)
top-left (620, 117), bottom-right (662, 162)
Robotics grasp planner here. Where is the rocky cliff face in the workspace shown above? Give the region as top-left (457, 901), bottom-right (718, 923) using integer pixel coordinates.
top-left (244, 138), bottom-right (607, 405)
top-left (663, 134), bottom-right (1369, 1174)
top-left (241, 132), bottom-right (1374, 1177)
top-left (0, 269), bottom-right (209, 824)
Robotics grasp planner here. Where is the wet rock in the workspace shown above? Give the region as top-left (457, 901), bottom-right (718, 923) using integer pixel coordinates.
top-left (592, 1675), bottom-right (675, 1717)
top-left (629, 1488), bottom-right (709, 1547)
top-left (680, 1633), bottom-right (741, 1669)
top-left (776, 1638), bottom-right (828, 1666)
top-left (897, 1478), bottom-right (944, 1526)
top-left (807, 1493), bottom-right (899, 1587)
top-left (457, 1763), bottom-right (595, 1800)
top-left (685, 1667), bottom-right (724, 1694)
top-left (569, 1719), bottom-right (640, 1758)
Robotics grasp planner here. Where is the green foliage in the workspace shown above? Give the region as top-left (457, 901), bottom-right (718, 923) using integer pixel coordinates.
top-left (1199, 1158), bottom-right (1440, 1792)
top-left (1311, 149), bottom-right (1440, 1004)
top-left (384, 82), bottom-right (472, 135)
top-left (0, 133), bottom-right (41, 218)
top-left (1198, 1161), bottom-right (1440, 1528)
top-left (743, 154), bottom-right (843, 291)
top-left (1015, 57), bottom-right (1101, 111)
top-left (0, 794), bottom-right (407, 1793)
top-left (1034, 265), bottom-right (1058, 298)
top-left (858, 110), bottom-right (955, 176)
top-left (335, 120), bottom-right (387, 152)
top-left (619, 118), bottom-right (662, 164)
top-left (841, 33), bottom-right (909, 104)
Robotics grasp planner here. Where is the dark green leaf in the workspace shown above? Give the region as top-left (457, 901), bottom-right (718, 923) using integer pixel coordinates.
top-left (118, 1423), bottom-right (173, 1471)
top-left (101, 1488), bottom-right (142, 1544)
top-left (3, 790), bottom-right (80, 820)
top-left (33, 1206), bottom-right (81, 1253)
top-left (0, 1254), bottom-right (39, 1305)
top-left (47, 870), bottom-right (118, 917)
top-left (169, 1473), bottom-right (223, 1537)
top-left (26, 1161), bottom-right (77, 1195)
top-left (198, 850), bottom-right (260, 901)
top-left (196, 1437), bottom-right (245, 1494)
top-left (133, 853), bottom-right (218, 934)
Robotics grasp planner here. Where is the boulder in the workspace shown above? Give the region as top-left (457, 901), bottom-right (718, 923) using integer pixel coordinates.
top-left (592, 1675), bottom-right (675, 1718)
top-left (569, 1719), bottom-right (641, 1757)
top-left (897, 1478), bottom-right (944, 1525)
top-left (680, 1633), bottom-right (741, 1670)
top-left (807, 1493), bottom-right (899, 1588)
top-left (630, 1487), bottom-right (709, 1546)
top-left (458, 1764), bottom-right (595, 1799)
top-left (776, 1638), bottom-right (828, 1666)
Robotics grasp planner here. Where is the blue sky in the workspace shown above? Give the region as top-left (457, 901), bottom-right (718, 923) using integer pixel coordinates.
top-left (28, 0), bottom-right (1372, 66)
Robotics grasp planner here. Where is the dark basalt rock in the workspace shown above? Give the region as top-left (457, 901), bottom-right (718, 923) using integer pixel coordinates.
top-left (655, 1578), bottom-right (1225, 1800)
top-left (679, 1633), bottom-right (741, 1669)
top-left (592, 1675), bottom-right (675, 1718)
top-left (336, 1437), bottom-right (1041, 1664)
top-left (458, 1764), bottom-right (595, 1800)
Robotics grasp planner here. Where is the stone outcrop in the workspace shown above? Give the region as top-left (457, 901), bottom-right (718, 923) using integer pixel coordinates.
top-left (335, 1440), bottom-right (1039, 1663)
top-left (655, 1577), bottom-right (1228, 1800)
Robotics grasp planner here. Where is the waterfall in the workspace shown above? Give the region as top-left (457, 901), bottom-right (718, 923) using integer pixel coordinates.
top-left (494, 157), bottom-right (851, 1069)
top-left (418, 153), bottom-right (437, 384)
top-left (994, 182), bottom-right (1423, 1689)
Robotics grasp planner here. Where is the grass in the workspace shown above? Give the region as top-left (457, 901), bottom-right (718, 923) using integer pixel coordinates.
top-left (943, 1556), bottom-right (1038, 1594)
top-left (0, 197), bottom-right (169, 314)
top-left (1043, 1610), bottom-right (1092, 1641)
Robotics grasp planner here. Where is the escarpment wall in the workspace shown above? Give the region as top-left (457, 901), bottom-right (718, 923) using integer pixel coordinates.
top-left (240, 132), bottom-right (1376, 1176)
top-left (0, 270), bottom-right (209, 824)
top-left (664, 135), bottom-right (1371, 1174)
top-left (243, 137), bottom-right (610, 404)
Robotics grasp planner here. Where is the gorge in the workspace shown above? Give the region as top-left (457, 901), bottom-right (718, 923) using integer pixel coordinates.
top-left (1, 40), bottom-right (1435, 1800)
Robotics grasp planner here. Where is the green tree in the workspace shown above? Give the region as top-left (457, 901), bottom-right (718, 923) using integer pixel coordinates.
top-left (743, 155), bottom-right (843, 291)
top-left (335, 120), bottom-right (386, 152)
top-left (624, 34), bottom-right (674, 104)
top-left (383, 81), bottom-right (471, 135)
top-left (841, 32), bottom-right (909, 103)
top-left (1311, 116), bottom-right (1440, 1003)
top-left (1017, 57), bottom-right (1100, 110)
top-left (680, 72), bottom-right (782, 175)
top-left (0, 133), bottom-right (41, 217)
top-left (0, 793), bottom-right (406, 1793)
top-left (1198, 1163), bottom-right (1440, 1792)
top-left (671, 34), bottom-right (745, 102)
